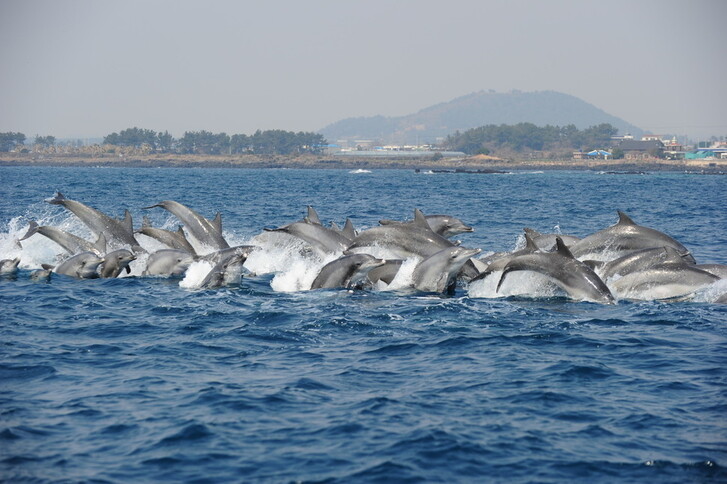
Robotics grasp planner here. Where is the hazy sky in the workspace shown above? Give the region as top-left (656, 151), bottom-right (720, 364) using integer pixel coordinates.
top-left (1, 0), bottom-right (725, 140)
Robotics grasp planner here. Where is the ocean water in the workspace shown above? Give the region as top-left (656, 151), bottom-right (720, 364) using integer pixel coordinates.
top-left (1, 166), bottom-right (726, 483)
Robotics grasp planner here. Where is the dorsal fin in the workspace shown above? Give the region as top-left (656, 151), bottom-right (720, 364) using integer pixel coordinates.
top-left (93, 233), bottom-right (107, 255)
top-left (662, 246), bottom-right (690, 265)
top-left (523, 232), bottom-right (539, 251)
top-left (342, 218), bottom-right (356, 240)
top-left (555, 236), bottom-right (575, 258)
top-left (121, 210), bottom-right (133, 233)
top-left (307, 206), bottom-right (322, 225)
top-left (330, 221), bottom-right (340, 231)
top-left (413, 209), bottom-right (430, 229)
top-left (523, 227), bottom-right (541, 238)
top-left (617, 211), bottom-right (636, 226)
top-left (211, 213), bottom-right (223, 233)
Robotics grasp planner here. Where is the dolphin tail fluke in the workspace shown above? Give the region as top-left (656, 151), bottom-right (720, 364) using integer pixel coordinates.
top-left (45, 191), bottom-right (66, 204)
top-left (19, 220), bottom-right (40, 241)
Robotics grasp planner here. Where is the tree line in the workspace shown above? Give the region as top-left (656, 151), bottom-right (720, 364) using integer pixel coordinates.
top-left (102, 127), bottom-right (327, 155)
top-left (442, 123), bottom-right (619, 155)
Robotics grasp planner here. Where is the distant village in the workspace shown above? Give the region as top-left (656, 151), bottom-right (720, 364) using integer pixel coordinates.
top-left (572, 134), bottom-right (727, 162)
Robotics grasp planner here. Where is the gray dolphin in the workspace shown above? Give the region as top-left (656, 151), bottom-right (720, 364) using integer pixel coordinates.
top-left (586, 247), bottom-right (685, 281)
top-left (46, 192), bottom-right (144, 253)
top-left (379, 213), bottom-right (474, 238)
top-left (611, 265), bottom-right (719, 300)
top-left (143, 200), bottom-right (229, 250)
top-left (495, 238), bottom-right (615, 304)
top-left (568, 211), bottom-right (695, 263)
top-left (199, 253), bottom-right (249, 289)
top-left (266, 221), bottom-right (351, 255)
top-left (143, 249), bottom-right (195, 277)
top-left (100, 249), bottom-right (136, 278)
top-left (0, 257), bottom-right (20, 274)
top-left (52, 252), bottom-right (105, 279)
top-left (310, 254), bottom-right (386, 290)
top-left (30, 268), bottom-right (52, 281)
top-left (20, 220), bottom-right (107, 256)
top-left (348, 209), bottom-right (455, 259)
top-left (523, 227), bottom-right (581, 251)
top-left (135, 216), bottom-right (197, 255)
top-left (198, 245), bottom-right (258, 265)
top-left (412, 246), bottom-right (481, 294)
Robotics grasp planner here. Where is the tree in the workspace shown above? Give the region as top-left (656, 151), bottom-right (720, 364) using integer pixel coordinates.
top-left (0, 132), bottom-right (26, 151)
top-left (34, 135), bottom-right (56, 147)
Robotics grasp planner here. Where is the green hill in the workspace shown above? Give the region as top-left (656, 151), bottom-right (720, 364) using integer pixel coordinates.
top-left (320, 90), bottom-right (643, 145)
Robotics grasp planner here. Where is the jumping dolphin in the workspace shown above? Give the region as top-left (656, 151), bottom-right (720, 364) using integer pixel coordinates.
top-left (198, 245), bottom-right (258, 265)
top-left (46, 192), bottom-right (144, 253)
top-left (585, 247), bottom-right (685, 282)
top-left (51, 252), bottom-right (105, 279)
top-left (20, 220), bottom-right (107, 256)
top-left (143, 200), bottom-right (229, 250)
top-left (135, 216), bottom-right (197, 255)
top-left (199, 253), bottom-right (249, 289)
top-left (348, 209), bottom-right (456, 259)
top-left (495, 238), bottom-right (615, 304)
top-left (568, 211), bottom-right (695, 263)
top-left (379, 213), bottom-right (474, 238)
top-left (143, 249), bottom-right (195, 277)
top-left (99, 249), bottom-right (136, 278)
top-left (609, 248), bottom-right (720, 300)
top-left (266, 221), bottom-right (351, 256)
top-left (471, 232), bottom-right (540, 281)
top-left (522, 228), bottom-right (581, 251)
top-left (412, 246), bottom-right (481, 293)
top-left (0, 257), bottom-right (20, 274)
top-left (310, 254), bottom-right (386, 290)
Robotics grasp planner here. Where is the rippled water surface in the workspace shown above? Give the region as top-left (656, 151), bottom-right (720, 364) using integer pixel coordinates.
top-left (1, 167), bottom-right (726, 483)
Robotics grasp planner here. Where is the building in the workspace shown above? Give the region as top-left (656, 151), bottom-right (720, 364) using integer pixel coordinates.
top-left (614, 139), bottom-right (664, 160)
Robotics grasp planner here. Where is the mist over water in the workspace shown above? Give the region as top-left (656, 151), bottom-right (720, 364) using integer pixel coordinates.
top-left (1, 167), bottom-right (726, 483)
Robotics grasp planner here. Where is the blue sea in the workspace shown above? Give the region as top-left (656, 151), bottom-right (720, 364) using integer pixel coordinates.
top-left (1, 166), bottom-right (726, 483)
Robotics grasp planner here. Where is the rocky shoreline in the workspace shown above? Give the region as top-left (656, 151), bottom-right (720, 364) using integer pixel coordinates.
top-left (1, 152), bottom-right (724, 173)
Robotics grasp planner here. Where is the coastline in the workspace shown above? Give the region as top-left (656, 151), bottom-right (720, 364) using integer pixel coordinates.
top-left (1, 152), bottom-right (725, 172)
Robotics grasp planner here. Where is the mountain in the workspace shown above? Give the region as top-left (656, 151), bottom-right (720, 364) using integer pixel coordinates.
top-left (319, 90), bottom-right (643, 145)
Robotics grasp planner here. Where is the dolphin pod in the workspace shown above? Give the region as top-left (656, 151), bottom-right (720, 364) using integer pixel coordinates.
top-left (3, 192), bottom-right (726, 303)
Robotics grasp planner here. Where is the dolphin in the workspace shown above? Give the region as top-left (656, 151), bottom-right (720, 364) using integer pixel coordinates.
top-left (30, 268), bottom-right (52, 281)
top-left (143, 249), bottom-right (195, 277)
top-left (568, 211), bottom-right (695, 263)
top-left (99, 249), bottom-right (136, 278)
top-left (51, 252), bottom-right (105, 279)
top-left (495, 238), bottom-right (615, 304)
top-left (143, 200), bottom-right (229, 250)
top-left (379, 213), bottom-right (474, 238)
top-left (523, 227), bottom-right (581, 251)
top-left (0, 257), bottom-right (20, 274)
top-left (135, 216), bottom-right (197, 255)
top-left (610, 262), bottom-right (719, 300)
top-left (348, 209), bottom-right (456, 259)
top-left (199, 253), bottom-right (249, 289)
top-left (198, 245), bottom-right (258, 265)
top-left (46, 192), bottom-right (144, 253)
top-left (412, 246), bottom-right (481, 294)
top-left (266, 221), bottom-right (351, 256)
top-left (585, 247), bottom-right (685, 281)
top-left (20, 220), bottom-right (107, 256)
top-left (310, 254), bottom-right (386, 290)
